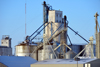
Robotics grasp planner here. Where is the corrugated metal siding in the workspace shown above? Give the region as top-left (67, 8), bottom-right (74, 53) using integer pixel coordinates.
top-left (0, 47), bottom-right (12, 56)
top-left (31, 64), bottom-right (83, 67)
top-left (15, 46), bottom-right (30, 56)
top-left (85, 59), bottom-right (100, 67)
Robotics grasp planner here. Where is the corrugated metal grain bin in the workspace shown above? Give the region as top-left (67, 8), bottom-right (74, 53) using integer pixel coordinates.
top-left (49, 53), bottom-right (55, 59)
top-left (15, 43), bottom-right (30, 56)
top-left (65, 50), bottom-right (76, 59)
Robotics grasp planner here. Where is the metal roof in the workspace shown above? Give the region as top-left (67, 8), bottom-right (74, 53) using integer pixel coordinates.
top-left (0, 56), bottom-right (37, 67)
top-left (33, 58), bottom-right (97, 64)
top-left (66, 50), bottom-right (76, 55)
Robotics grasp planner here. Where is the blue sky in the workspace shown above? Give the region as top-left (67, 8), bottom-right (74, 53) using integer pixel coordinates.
top-left (0, 0), bottom-right (100, 54)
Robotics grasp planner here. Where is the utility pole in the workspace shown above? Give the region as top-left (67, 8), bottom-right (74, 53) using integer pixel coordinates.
top-left (74, 57), bottom-right (80, 67)
top-left (94, 12), bottom-right (100, 59)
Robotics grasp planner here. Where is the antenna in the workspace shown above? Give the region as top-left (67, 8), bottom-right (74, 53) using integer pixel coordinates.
top-left (25, 0), bottom-right (26, 36)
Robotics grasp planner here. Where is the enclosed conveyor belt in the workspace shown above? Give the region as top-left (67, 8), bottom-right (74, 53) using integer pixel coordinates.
top-left (30, 22), bottom-right (50, 41)
top-left (30, 22), bottom-right (46, 37)
top-left (67, 26), bottom-right (89, 43)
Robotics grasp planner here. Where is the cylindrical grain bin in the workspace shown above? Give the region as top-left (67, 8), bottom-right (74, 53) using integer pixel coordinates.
top-left (30, 45), bottom-right (38, 60)
top-left (15, 43), bottom-right (30, 56)
top-left (45, 22), bottom-right (62, 43)
top-left (65, 50), bottom-right (76, 59)
top-left (49, 53), bottom-right (55, 59)
top-left (38, 49), bottom-right (52, 61)
top-left (67, 45), bottom-right (84, 56)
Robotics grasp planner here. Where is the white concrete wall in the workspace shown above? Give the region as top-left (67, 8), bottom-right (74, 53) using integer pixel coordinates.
top-left (45, 10), bottom-right (63, 42)
top-left (48, 10), bottom-right (62, 23)
top-left (1, 40), bottom-right (10, 47)
top-left (38, 49), bottom-right (51, 61)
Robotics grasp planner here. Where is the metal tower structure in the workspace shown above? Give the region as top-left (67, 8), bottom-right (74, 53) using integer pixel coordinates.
top-left (73, 36), bottom-right (94, 59)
